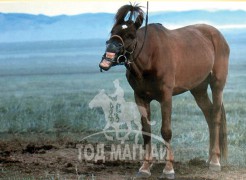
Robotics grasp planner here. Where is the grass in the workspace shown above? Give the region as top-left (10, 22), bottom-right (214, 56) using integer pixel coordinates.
top-left (0, 40), bottom-right (246, 167)
top-left (0, 69), bottom-right (245, 166)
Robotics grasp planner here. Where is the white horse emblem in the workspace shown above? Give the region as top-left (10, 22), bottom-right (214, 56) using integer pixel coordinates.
top-left (89, 79), bottom-right (141, 143)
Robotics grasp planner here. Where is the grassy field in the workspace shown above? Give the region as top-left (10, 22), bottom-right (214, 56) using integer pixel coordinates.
top-left (0, 38), bottom-right (245, 168)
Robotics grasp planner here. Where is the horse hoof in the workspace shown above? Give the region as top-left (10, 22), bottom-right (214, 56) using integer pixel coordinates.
top-left (135, 171), bottom-right (151, 179)
top-left (159, 169), bottom-right (175, 180)
top-left (209, 163), bottom-right (221, 172)
top-left (158, 173), bottom-right (175, 179)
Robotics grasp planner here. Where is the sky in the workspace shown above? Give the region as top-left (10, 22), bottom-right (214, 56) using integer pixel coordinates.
top-left (0, 1), bottom-right (246, 16)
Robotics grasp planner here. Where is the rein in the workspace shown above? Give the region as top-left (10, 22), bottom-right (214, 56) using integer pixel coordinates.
top-left (132, 1), bottom-right (149, 62)
top-left (123, 2), bottom-right (149, 79)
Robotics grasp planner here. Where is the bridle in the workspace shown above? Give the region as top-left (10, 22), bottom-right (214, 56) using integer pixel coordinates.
top-left (100, 2), bottom-right (149, 71)
top-left (101, 35), bottom-right (137, 67)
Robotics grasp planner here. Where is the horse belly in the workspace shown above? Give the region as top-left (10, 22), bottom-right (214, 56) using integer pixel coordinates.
top-left (174, 46), bottom-right (214, 93)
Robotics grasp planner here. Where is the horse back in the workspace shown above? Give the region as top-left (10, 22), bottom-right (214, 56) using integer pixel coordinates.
top-left (191, 24), bottom-right (230, 56)
top-left (140, 23), bottom-right (229, 93)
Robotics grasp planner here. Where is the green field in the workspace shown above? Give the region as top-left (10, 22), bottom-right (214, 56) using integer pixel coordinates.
top-left (0, 39), bottom-right (245, 167)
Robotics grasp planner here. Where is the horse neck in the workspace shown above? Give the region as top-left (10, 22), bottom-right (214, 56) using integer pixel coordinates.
top-left (127, 60), bottom-right (142, 79)
top-left (127, 48), bottom-right (148, 80)
top-left (126, 29), bottom-right (151, 79)
top-left (99, 95), bottom-right (111, 115)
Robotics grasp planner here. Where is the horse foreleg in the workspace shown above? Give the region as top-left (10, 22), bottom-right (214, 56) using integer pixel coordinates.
top-left (134, 93), bottom-right (152, 177)
top-left (160, 87), bottom-right (175, 179)
top-left (133, 106), bottom-right (142, 144)
top-left (134, 119), bottom-right (142, 144)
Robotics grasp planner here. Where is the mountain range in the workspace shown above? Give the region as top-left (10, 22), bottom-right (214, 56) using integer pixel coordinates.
top-left (0, 10), bottom-right (246, 42)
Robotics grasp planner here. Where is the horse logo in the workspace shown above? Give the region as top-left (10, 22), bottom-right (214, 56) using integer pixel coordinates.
top-left (89, 79), bottom-right (142, 144)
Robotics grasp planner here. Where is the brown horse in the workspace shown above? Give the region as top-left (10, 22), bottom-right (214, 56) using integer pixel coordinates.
top-left (99, 4), bottom-right (229, 179)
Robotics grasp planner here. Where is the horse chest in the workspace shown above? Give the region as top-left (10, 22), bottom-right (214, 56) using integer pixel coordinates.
top-left (126, 71), bottom-right (162, 101)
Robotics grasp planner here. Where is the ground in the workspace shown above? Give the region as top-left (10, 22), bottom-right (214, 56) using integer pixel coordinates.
top-left (1, 139), bottom-right (246, 180)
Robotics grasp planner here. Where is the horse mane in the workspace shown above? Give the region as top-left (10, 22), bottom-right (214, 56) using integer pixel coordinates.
top-left (114, 4), bottom-right (144, 28)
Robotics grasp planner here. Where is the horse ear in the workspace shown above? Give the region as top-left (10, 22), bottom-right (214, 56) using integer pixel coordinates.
top-left (115, 5), bottom-right (133, 25)
top-left (115, 4), bottom-right (144, 30)
top-left (134, 9), bottom-right (144, 30)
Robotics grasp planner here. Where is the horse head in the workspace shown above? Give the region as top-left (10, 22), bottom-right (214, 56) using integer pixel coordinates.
top-left (89, 89), bottom-right (110, 109)
top-left (99, 4), bottom-right (144, 71)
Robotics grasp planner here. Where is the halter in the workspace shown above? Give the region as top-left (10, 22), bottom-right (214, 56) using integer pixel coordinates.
top-left (100, 2), bottom-right (149, 72)
top-left (110, 35), bottom-right (125, 50)
top-left (114, 36), bottom-right (137, 65)
top-left (102, 35), bottom-right (137, 66)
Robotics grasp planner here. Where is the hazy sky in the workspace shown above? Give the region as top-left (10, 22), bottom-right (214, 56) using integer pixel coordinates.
top-left (0, 1), bottom-right (246, 16)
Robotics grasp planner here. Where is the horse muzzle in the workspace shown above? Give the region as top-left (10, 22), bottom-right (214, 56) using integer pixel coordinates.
top-left (99, 52), bottom-right (116, 71)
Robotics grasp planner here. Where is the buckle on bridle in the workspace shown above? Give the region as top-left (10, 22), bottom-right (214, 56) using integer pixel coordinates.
top-left (117, 55), bottom-right (127, 64)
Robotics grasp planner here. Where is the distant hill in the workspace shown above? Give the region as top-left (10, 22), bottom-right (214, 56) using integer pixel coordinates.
top-left (149, 10), bottom-right (246, 26)
top-left (0, 13), bottom-right (114, 42)
top-left (0, 10), bottom-right (246, 42)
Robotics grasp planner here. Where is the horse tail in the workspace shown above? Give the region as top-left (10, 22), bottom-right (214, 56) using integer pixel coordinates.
top-left (219, 102), bottom-right (228, 162)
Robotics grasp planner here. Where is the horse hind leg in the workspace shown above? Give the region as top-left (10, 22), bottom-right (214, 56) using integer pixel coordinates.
top-left (190, 78), bottom-right (214, 165)
top-left (208, 34), bottom-right (229, 170)
top-left (191, 70), bottom-right (228, 172)
top-left (209, 73), bottom-right (227, 171)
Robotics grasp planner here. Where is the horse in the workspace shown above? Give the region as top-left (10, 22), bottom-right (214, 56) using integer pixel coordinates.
top-left (99, 4), bottom-right (229, 179)
top-left (89, 89), bottom-right (142, 144)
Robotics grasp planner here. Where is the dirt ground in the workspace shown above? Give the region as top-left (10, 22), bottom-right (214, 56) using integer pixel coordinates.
top-left (0, 139), bottom-right (246, 180)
